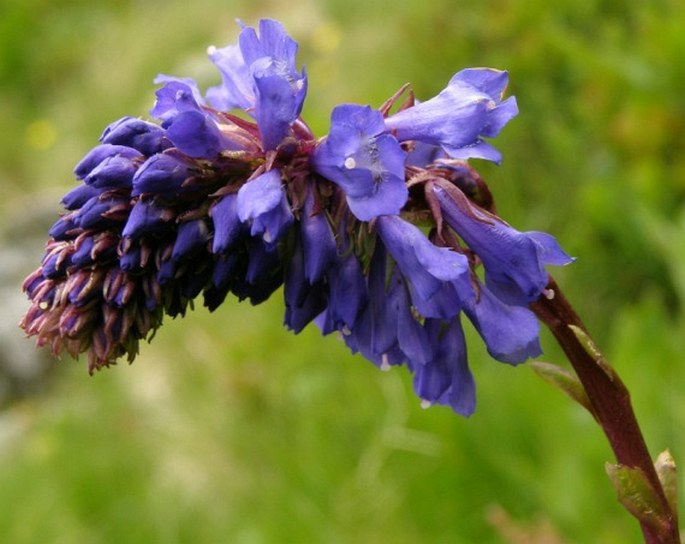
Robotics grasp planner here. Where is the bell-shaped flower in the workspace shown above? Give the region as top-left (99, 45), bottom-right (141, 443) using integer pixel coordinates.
top-left (211, 193), bottom-right (248, 254)
top-left (462, 283), bottom-right (542, 364)
top-left (236, 169), bottom-right (294, 244)
top-left (385, 68), bottom-right (518, 163)
top-left (341, 244), bottom-right (402, 368)
top-left (393, 273), bottom-right (434, 365)
top-left (100, 117), bottom-right (170, 156)
top-left (313, 105), bottom-right (407, 221)
top-left (319, 249), bottom-right (368, 334)
top-left (171, 219), bottom-right (210, 263)
top-left (433, 183), bottom-right (573, 305)
top-left (61, 185), bottom-right (102, 210)
top-left (206, 43), bottom-right (253, 111)
top-left (375, 214), bottom-right (472, 318)
top-left (239, 19), bottom-right (307, 150)
top-left (412, 317), bottom-right (476, 416)
top-left (150, 76), bottom-right (205, 123)
top-left (300, 185), bottom-right (338, 284)
top-left (283, 236), bottom-right (327, 333)
top-left (165, 110), bottom-right (236, 159)
top-left (84, 154), bottom-right (138, 190)
top-left (131, 153), bottom-right (196, 198)
top-left (122, 199), bottom-right (172, 240)
top-left (73, 144), bottom-right (142, 180)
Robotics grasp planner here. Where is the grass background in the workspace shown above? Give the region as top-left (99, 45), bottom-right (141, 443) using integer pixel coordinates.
top-left (1, 0), bottom-right (684, 542)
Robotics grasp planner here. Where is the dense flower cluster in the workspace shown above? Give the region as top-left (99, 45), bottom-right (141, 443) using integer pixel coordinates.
top-left (21, 19), bottom-right (572, 415)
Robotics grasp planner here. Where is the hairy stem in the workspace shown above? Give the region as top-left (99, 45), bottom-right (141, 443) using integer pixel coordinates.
top-left (530, 276), bottom-right (680, 544)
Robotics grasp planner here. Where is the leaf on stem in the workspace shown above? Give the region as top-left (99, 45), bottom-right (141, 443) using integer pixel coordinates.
top-left (568, 324), bottom-right (619, 382)
top-left (606, 462), bottom-right (672, 539)
top-left (529, 361), bottom-right (597, 420)
top-left (655, 450), bottom-right (679, 527)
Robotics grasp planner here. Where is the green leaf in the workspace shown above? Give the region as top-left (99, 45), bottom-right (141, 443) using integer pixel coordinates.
top-left (529, 361), bottom-right (597, 420)
top-left (654, 450), bottom-right (678, 525)
top-left (605, 463), bottom-right (671, 537)
top-left (568, 324), bottom-right (619, 381)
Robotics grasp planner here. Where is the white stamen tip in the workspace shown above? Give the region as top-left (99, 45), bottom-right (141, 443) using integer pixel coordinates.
top-left (543, 288), bottom-right (555, 300)
top-left (341, 326), bottom-right (351, 336)
top-left (296, 80), bottom-right (304, 90)
top-left (343, 157), bottom-right (356, 169)
top-left (207, 45), bottom-right (217, 56)
top-left (263, 232), bottom-right (273, 244)
top-left (420, 399), bottom-right (432, 410)
top-left (39, 301), bottom-right (49, 310)
top-left (380, 353), bottom-right (391, 371)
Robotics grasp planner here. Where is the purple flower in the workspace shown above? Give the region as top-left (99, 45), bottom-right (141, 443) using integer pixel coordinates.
top-left (131, 153), bottom-right (196, 198)
top-left (171, 219), bottom-right (211, 262)
top-left (61, 185), bottom-right (102, 210)
top-left (375, 215), bottom-right (472, 318)
top-left (462, 284), bottom-right (542, 364)
top-left (74, 144), bottom-right (142, 180)
top-left (432, 183), bottom-right (573, 305)
top-left (84, 154), bottom-right (138, 190)
top-left (313, 105), bottom-right (407, 221)
top-left (211, 193), bottom-right (247, 254)
top-left (239, 19), bottom-right (307, 150)
top-left (318, 250), bottom-right (368, 334)
top-left (100, 117), bottom-right (170, 156)
top-left (236, 169), bottom-right (294, 244)
top-left (150, 76), bottom-right (205, 122)
top-left (207, 19), bottom-right (307, 150)
top-left (206, 43), bottom-right (253, 111)
top-left (385, 68), bottom-right (518, 163)
top-left (122, 199), bottom-right (172, 240)
top-left (412, 317), bottom-right (476, 416)
top-left (300, 185), bottom-right (337, 284)
top-left (165, 110), bottom-right (235, 159)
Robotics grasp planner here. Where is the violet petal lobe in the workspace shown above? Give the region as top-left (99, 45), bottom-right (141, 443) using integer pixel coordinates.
top-left (463, 284), bottom-right (542, 364)
top-left (236, 169), bottom-right (294, 244)
top-left (433, 183), bottom-right (572, 306)
top-left (385, 68), bottom-right (517, 164)
top-left (312, 104), bottom-right (407, 221)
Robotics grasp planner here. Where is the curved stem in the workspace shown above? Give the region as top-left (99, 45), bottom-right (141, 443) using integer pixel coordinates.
top-left (530, 276), bottom-right (680, 544)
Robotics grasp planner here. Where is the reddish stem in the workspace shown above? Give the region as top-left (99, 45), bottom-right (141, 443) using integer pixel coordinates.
top-left (530, 276), bottom-right (680, 544)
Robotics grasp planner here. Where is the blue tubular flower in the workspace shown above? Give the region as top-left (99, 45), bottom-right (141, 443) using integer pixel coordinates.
top-left (236, 169), bottom-right (293, 244)
top-left (74, 144), bottom-right (142, 180)
top-left (238, 19), bottom-right (307, 150)
top-left (413, 317), bottom-right (476, 416)
top-left (150, 76), bottom-right (205, 122)
top-left (211, 193), bottom-right (247, 254)
top-left (165, 110), bottom-right (233, 159)
top-left (385, 68), bottom-right (518, 163)
top-left (300, 184), bottom-right (337, 284)
top-left (131, 153), bottom-right (196, 198)
top-left (432, 183), bottom-right (573, 305)
top-left (375, 215), bottom-right (472, 319)
top-left (122, 199), bottom-right (172, 240)
top-left (283, 236), bottom-right (327, 333)
top-left (342, 243), bottom-right (402, 368)
top-left (100, 117), bottom-right (170, 156)
top-left (393, 271), bottom-right (434, 365)
top-left (320, 249), bottom-right (368, 334)
top-left (313, 105), bottom-right (407, 221)
top-left (463, 284), bottom-right (542, 364)
top-left (171, 219), bottom-right (210, 262)
top-left (84, 155), bottom-right (138, 190)
top-left (206, 43), bottom-right (253, 111)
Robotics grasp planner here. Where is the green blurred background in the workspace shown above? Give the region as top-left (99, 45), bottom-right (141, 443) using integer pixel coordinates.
top-left (1, 0), bottom-right (684, 542)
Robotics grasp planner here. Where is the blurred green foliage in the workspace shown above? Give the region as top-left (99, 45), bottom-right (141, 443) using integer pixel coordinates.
top-left (1, 0), bottom-right (684, 542)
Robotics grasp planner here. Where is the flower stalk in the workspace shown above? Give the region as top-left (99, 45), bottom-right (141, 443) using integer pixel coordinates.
top-left (531, 277), bottom-right (680, 543)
